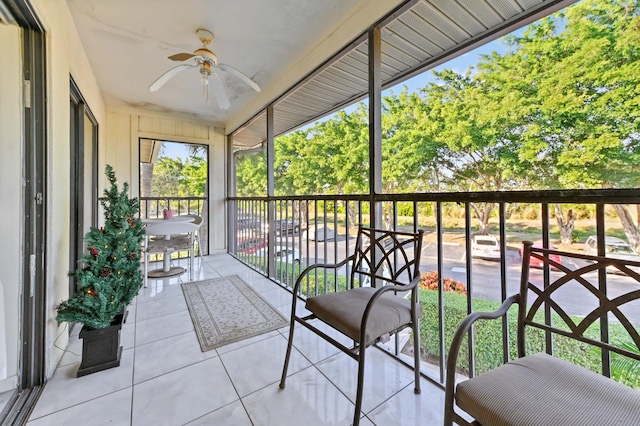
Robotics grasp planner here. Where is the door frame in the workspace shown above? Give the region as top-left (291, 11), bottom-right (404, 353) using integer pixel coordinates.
top-left (0, 1), bottom-right (47, 424)
top-left (69, 78), bottom-right (98, 298)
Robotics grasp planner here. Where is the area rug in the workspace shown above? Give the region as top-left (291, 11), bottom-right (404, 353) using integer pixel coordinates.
top-left (181, 275), bottom-right (288, 352)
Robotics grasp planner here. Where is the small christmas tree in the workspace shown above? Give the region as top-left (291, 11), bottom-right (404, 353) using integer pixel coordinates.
top-left (57, 165), bottom-right (145, 329)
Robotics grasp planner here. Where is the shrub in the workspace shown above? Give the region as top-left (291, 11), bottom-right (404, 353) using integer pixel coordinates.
top-left (419, 271), bottom-right (467, 294)
top-left (396, 201), bottom-right (415, 217)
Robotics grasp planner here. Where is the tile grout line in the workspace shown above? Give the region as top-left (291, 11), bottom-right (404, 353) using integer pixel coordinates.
top-left (215, 346), bottom-right (254, 425)
top-left (129, 291), bottom-right (141, 425)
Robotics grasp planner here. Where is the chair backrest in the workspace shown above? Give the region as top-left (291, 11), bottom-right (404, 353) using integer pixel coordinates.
top-left (144, 220), bottom-right (199, 237)
top-left (350, 226), bottom-right (424, 288)
top-left (186, 215), bottom-right (203, 228)
top-left (519, 241), bottom-right (640, 363)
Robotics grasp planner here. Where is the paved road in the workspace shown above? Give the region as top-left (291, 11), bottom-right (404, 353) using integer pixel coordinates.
top-left (276, 234), bottom-right (640, 325)
top-left (420, 241), bottom-right (640, 325)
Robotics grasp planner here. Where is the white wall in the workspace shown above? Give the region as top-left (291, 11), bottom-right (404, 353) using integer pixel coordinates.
top-left (0, 0), bottom-right (228, 388)
top-left (30, 0), bottom-right (107, 377)
top-left (105, 106), bottom-right (227, 254)
top-left (0, 23), bottom-right (23, 392)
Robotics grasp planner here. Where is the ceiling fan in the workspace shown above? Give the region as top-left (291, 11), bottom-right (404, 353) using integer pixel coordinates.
top-left (149, 29), bottom-right (260, 110)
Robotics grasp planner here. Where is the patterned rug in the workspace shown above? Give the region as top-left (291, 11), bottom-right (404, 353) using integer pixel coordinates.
top-left (181, 275), bottom-right (288, 352)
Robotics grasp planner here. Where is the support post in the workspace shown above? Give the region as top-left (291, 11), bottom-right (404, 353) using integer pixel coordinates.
top-left (368, 26), bottom-right (383, 287)
top-left (267, 105), bottom-right (276, 278)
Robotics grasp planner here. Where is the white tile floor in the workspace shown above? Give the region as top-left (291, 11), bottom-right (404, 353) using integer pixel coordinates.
top-left (27, 254), bottom-right (446, 426)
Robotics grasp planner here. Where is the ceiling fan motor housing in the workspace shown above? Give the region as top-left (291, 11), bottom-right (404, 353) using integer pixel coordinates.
top-left (194, 48), bottom-right (218, 66)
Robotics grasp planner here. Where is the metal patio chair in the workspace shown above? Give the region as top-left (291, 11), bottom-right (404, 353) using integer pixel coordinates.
top-left (444, 241), bottom-right (640, 426)
top-left (279, 225), bottom-right (424, 426)
top-left (186, 214), bottom-right (204, 258)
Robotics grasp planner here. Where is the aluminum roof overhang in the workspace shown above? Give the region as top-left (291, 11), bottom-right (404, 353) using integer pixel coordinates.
top-left (230, 0), bottom-right (577, 148)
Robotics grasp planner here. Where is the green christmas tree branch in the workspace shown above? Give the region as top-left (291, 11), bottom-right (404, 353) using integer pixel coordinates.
top-left (57, 165), bottom-right (145, 329)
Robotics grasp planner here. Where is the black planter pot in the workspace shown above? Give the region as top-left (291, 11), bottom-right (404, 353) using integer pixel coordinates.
top-left (77, 310), bottom-right (127, 377)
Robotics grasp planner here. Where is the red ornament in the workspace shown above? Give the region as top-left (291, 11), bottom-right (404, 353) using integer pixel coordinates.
top-left (90, 247), bottom-right (98, 257)
top-left (86, 288), bottom-right (96, 296)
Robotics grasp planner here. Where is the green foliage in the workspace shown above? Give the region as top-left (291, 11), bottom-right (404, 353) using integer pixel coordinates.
top-left (151, 155), bottom-right (208, 199)
top-left (181, 156), bottom-right (207, 196)
top-left (419, 289), bottom-right (639, 387)
top-left (396, 202), bottom-right (415, 217)
top-left (610, 337), bottom-right (640, 388)
top-left (56, 165), bottom-right (145, 329)
top-left (151, 157), bottom-right (184, 197)
top-left (233, 0), bottom-right (640, 243)
top-left (236, 149), bottom-right (267, 196)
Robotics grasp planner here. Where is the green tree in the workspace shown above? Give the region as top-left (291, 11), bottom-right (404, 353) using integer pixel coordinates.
top-left (419, 69), bottom-right (524, 233)
top-left (484, 0), bottom-right (640, 243)
top-left (236, 149), bottom-right (267, 197)
top-left (382, 88), bottom-right (440, 228)
top-left (181, 155), bottom-right (207, 197)
top-left (414, 0), bottom-right (640, 240)
top-left (233, 0), bottom-right (640, 244)
top-left (151, 157), bottom-right (184, 199)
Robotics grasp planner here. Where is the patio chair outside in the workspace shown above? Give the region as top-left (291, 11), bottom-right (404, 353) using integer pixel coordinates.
top-left (279, 225), bottom-right (424, 426)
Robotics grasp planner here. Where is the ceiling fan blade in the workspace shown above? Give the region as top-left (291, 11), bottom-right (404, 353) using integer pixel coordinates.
top-left (149, 64), bottom-right (194, 92)
top-left (168, 52), bottom-right (196, 62)
top-left (209, 73), bottom-right (231, 110)
top-left (218, 63), bottom-right (261, 92)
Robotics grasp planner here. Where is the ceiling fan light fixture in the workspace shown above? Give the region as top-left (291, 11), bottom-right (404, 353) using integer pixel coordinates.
top-left (199, 66), bottom-right (211, 103)
top-left (200, 67), bottom-right (211, 85)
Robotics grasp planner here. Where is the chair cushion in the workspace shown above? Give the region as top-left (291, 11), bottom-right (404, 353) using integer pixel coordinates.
top-left (305, 287), bottom-right (421, 345)
top-left (456, 352), bottom-right (640, 426)
top-left (145, 236), bottom-right (192, 253)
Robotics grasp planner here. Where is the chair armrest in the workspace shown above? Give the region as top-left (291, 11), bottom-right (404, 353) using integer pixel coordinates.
top-left (444, 293), bottom-right (520, 426)
top-left (291, 255), bottom-right (355, 295)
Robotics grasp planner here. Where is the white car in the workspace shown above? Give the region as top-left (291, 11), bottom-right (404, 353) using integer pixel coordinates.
top-left (275, 246), bottom-right (300, 264)
top-left (258, 246), bottom-right (301, 264)
top-left (303, 226), bottom-right (335, 241)
top-left (471, 235), bottom-right (501, 259)
top-left (584, 236), bottom-right (640, 262)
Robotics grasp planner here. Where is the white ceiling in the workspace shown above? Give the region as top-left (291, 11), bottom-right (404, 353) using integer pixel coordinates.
top-left (66, 0), bottom-right (364, 126)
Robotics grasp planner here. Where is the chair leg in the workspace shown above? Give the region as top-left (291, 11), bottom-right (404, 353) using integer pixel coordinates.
top-left (413, 320), bottom-right (421, 394)
top-left (196, 232), bottom-right (203, 258)
top-left (353, 346), bottom-right (366, 426)
top-left (143, 252), bottom-right (148, 288)
top-left (279, 318), bottom-right (296, 389)
top-left (189, 236), bottom-right (195, 281)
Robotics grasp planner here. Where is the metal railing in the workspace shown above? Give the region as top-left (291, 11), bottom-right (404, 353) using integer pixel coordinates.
top-left (228, 189), bottom-right (640, 388)
top-left (140, 196), bottom-right (208, 256)
top-left (140, 196), bottom-right (206, 219)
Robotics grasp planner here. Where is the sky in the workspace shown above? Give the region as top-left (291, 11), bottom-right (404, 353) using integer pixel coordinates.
top-left (160, 140), bottom-right (201, 160)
